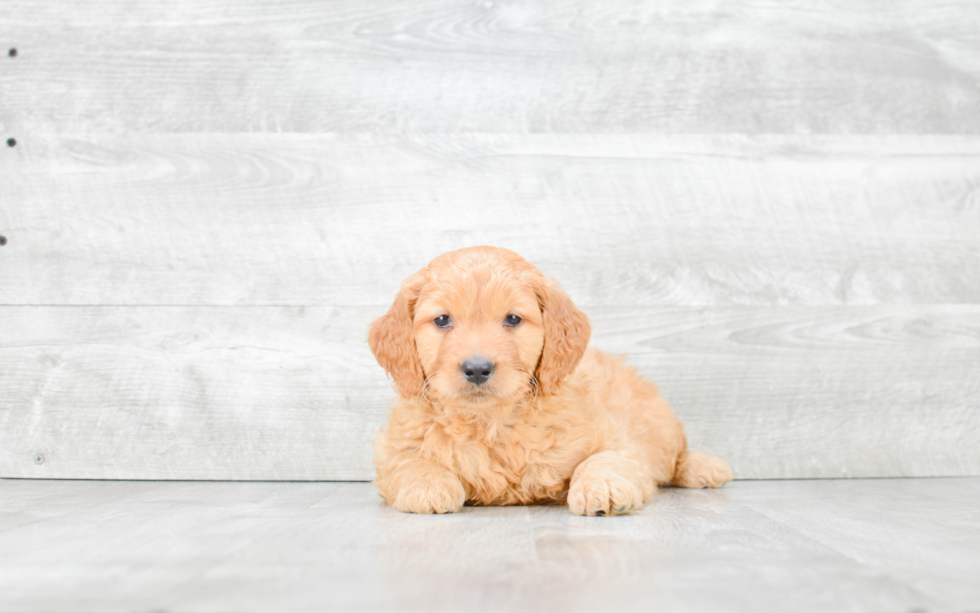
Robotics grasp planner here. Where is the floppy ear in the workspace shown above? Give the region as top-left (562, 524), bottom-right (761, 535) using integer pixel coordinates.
top-left (535, 278), bottom-right (591, 395)
top-left (368, 273), bottom-right (426, 398)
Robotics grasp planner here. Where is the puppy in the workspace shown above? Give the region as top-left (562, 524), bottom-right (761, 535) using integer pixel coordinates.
top-left (369, 246), bottom-right (731, 516)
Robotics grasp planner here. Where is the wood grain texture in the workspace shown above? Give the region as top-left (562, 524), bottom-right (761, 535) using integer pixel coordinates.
top-left (1, 304), bottom-right (977, 480)
top-left (3, 0), bottom-right (980, 485)
top-left (2, 479), bottom-right (979, 612)
top-left (3, 134), bottom-right (979, 306)
top-left (1, 0), bottom-right (979, 133)
top-left (735, 479), bottom-right (980, 611)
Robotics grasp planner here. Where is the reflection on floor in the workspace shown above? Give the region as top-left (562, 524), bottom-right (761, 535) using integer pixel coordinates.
top-left (2, 478), bottom-right (978, 612)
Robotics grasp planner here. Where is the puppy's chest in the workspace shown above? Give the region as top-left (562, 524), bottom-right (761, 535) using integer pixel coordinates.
top-left (436, 418), bottom-right (581, 505)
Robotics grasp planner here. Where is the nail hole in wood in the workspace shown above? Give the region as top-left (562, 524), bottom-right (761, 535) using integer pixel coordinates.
top-left (0, 236), bottom-right (7, 246)
top-left (6, 138), bottom-right (15, 147)
top-left (8, 48), bottom-right (16, 58)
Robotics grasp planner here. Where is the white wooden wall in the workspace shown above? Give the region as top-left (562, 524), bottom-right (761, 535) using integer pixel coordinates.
top-left (1, 1), bottom-right (978, 480)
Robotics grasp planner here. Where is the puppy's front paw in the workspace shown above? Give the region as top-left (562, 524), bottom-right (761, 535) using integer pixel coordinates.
top-left (392, 476), bottom-right (466, 514)
top-left (568, 466), bottom-right (645, 517)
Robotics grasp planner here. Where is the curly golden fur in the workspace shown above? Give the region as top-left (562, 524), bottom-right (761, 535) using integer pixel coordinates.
top-left (369, 246), bottom-right (731, 516)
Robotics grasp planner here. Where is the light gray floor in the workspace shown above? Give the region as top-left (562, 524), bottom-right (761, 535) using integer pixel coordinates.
top-left (2, 478), bottom-right (979, 613)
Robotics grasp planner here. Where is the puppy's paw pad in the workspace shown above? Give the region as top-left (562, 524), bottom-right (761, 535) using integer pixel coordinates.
top-left (393, 478), bottom-right (466, 514)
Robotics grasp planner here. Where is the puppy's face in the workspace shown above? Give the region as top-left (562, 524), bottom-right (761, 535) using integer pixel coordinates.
top-left (369, 247), bottom-right (591, 405)
top-left (413, 269), bottom-right (545, 404)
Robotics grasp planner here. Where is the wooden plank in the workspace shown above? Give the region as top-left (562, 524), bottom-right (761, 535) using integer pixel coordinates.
top-left (594, 305), bottom-right (980, 479)
top-left (736, 479), bottom-right (980, 610)
top-left (1, 0), bottom-right (979, 133)
top-left (4, 134), bottom-right (979, 306)
top-left (1, 304), bottom-right (977, 480)
top-left (0, 306), bottom-right (383, 481)
top-left (2, 479), bottom-right (978, 612)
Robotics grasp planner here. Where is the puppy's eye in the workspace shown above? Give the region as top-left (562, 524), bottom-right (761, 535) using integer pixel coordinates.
top-left (433, 315), bottom-right (452, 328)
top-left (504, 314), bottom-right (522, 327)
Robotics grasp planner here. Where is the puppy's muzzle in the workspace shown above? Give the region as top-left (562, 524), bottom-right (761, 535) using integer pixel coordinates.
top-left (461, 358), bottom-right (494, 385)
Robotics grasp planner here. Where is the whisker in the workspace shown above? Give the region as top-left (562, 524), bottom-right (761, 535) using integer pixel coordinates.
top-left (514, 366), bottom-right (540, 404)
top-left (421, 370), bottom-right (442, 404)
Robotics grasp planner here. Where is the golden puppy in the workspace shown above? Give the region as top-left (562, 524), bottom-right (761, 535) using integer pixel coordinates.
top-left (369, 246), bottom-right (731, 516)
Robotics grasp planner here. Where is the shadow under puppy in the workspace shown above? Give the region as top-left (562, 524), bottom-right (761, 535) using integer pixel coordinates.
top-left (369, 246), bottom-right (731, 516)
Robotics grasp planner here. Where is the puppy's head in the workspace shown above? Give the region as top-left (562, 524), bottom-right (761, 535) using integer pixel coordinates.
top-left (369, 246), bottom-right (590, 404)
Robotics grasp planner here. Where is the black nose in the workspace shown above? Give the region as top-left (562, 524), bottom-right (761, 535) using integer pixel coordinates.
top-left (461, 358), bottom-right (494, 385)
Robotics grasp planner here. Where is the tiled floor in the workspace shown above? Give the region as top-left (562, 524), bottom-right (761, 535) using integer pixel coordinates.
top-left (2, 478), bottom-right (978, 612)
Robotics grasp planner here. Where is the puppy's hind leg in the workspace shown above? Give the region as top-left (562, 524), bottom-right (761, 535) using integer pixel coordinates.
top-left (671, 450), bottom-right (732, 488)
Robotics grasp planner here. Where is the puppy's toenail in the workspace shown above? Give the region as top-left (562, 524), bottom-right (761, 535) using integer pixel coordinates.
top-left (596, 510), bottom-right (606, 516)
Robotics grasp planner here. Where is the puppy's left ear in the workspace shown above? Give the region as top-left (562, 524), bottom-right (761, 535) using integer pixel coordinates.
top-left (535, 278), bottom-right (591, 395)
top-left (368, 272), bottom-right (426, 398)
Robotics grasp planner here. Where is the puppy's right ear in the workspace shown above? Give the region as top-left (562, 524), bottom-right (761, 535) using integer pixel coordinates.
top-left (368, 272), bottom-right (426, 398)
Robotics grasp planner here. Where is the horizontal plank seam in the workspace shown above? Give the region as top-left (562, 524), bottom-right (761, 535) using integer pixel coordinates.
top-left (2, 304), bottom-right (980, 308)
